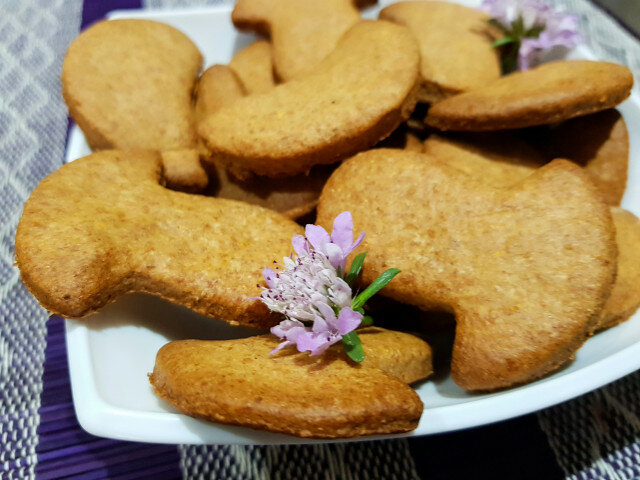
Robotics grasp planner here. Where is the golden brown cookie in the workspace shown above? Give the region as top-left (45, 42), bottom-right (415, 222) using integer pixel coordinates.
top-left (150, 327), bottom-right (431, 438)
top-left (422, 132), bottom-right (545, 185)
top-left (229, 40), bottom-right (276, 94)
top-left (194, 65), bottom-right (333, 218)
top-left (199, 20), bottom-right (420, 178)
top-left (425, 111), bottom-right (628, 205)
top-left (425, 61), bottom-right (633, 131)
top-left (318, 150), bottom-right (616, 391)
top-left (194, 65), bottom-right (246, 125)
top-left (15, 150), bottom-right (302, 328)
top-left (62, 19), bottom-right (206, 190)
top-left (161, 150), bottom-right (208, 193)
top-left (211, 163), bottom-right (336, 219)
top-left (599, 208), bottom-right (640, 329)
top-left (379, 1), bottom-right (500, 104)
top-left (539, 110), bottom-right (629, 206)
top-left (232, 0), bottom-right (362, 81)
top-left (194, 65), bottom-right (246, 158)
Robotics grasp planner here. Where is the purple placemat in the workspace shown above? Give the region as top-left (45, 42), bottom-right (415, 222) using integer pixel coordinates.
top-left (35, 316), bottom-right (181, 480)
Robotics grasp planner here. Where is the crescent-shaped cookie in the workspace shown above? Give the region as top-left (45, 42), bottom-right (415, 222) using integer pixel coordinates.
top-left (425, 61), bottom-right (633, 131)
top-left (150, 327), bottom-right (431, 438)
top-left (194, 65), bottom-right (334, 218)
top-left (199, 20), bottom-right (420, 178)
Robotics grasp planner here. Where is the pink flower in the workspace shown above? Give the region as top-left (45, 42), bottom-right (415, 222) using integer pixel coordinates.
top-left (260, 212), bottom-right (365, 356)
top-left (292, 211), bottom-right (365, 272)
top-left (278, 305), bottom-right (363, 356)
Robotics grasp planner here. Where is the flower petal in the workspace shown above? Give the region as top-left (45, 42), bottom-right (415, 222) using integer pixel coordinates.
top-left (344, 231), bottom-right (365, 258)
top-left (271, 319), bottom-right (305, 339)
top-left (325, 242), bottom-right (346, 271)
top-left (328, 277), bottom-right (352, 309)
top-left (330, 211), bottom-right (354, 252)
top-left (262, 267), bottom-right (278, 288)
top-left (314, 301), bottom-right (337, 325)
top-left (336, 307), bottom-right (363, 336)
top-left (312, 315), bottom-right (329, 333)
top-left (297, 330), bottom-right (341, 356)
top-left (270, 340), bottom-right (294, 354)
top-left (291, 234), bottom-right (308, 256)
top-left (305, 224), bottom-right (330, 253)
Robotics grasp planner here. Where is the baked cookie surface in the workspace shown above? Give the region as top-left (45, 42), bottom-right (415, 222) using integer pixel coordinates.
top-left (62, 19), bottom-right (205, 190)
top-left (199, 20), bottom-right (420, 178)
top-left (229, 40), bottom-right (276, 94)
top-left (15, 150), bottom-right (301, 328)
top-left (379, 1), bottom-right (500, 103)
top-left (425, 60), bottom-right (633, 131)
top-left (232, 0), bottom-right (362, 81)
top-left (599, 208), bottom-right (640, 329)
top-left (318, 149), bottom-right (616, 390)
top-left (150, 327), bottom-right (431, 438)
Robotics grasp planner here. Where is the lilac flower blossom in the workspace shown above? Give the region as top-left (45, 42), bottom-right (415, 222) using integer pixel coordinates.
top-left (481, 0), bottom-right (581, 70)
top-left (259, 212), bottom-right (365, 356)
top-left (291, 211), bottom-right (365, 272)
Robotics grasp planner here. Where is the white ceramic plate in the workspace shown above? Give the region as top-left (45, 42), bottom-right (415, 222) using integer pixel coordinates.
top-left (64, 1), bottom-right (640, 444)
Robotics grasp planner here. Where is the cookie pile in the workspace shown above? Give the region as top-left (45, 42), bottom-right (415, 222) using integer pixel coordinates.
top-left (14, 0), bottom-right (640, 438)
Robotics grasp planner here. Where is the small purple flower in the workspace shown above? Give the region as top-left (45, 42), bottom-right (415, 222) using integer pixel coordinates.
top-left (292, 211), bottom-right (365, 272)
top-left (261, 212), bottom-right (365, 356)
top-left (481, 0), bottom-right (581, 70)
top-left (292, 304), bottom-right (363, 356)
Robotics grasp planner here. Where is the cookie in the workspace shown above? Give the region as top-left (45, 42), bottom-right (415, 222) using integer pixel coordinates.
top-left (599, 208), bottom-right (640, 330)
top-left (194, 65), bottom-right (246, 125)
top-left (194, 65), bottom-right (333, 218)
top-left (199, 20), bottom-right (420, 178)
top-left (379, 1), bottom-right (500, 104)
top-left (161, 150), bottom-right (208, 193)
top-left (425, 60), bottom-right (633, 131)
top-left (150, 327), bottom-right (431, 438)
top-left (539, 109), bottom-right (629, 206)
top-left (15, 150), bottom-right (302, 328)
top-left (425, 111), bottom-right (628, 205)
top-left (194, 64), bottom-right (246, 158)
top-left (232, 0), bottom-right (362, 81)
top-left (422, 132), bottom-right (545, 186)
top-left (318, 150), bottom-right (616, 391)
top-left (229, 40), bottom-right (276, 94)
top-left (211, 163), bottom-right (336, 219)
top-left (62, 19), bottom-right (206, 190)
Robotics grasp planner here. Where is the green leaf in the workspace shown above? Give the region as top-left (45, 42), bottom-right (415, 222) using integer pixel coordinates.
top-left (336, 265), bottom-right (342, 278)
top-left (345, 252), bottom-right (367, 286)
top-left (351, 268), bottom-right (401, 310)
top-left (360, 315), bottom-right (374, 327)
top-left (491, 36), bottom-right (517, 48)
top-left (342, 331), bottom-right (364, 363)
